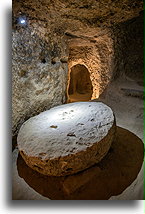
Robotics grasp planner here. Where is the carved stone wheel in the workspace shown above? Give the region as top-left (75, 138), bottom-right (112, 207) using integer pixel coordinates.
top-left (17, 102), bottom-right (116, 176)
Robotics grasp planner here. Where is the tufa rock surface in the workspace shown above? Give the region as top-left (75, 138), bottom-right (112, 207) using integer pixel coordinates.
top-left (12, 0), bottom-right (143, 137)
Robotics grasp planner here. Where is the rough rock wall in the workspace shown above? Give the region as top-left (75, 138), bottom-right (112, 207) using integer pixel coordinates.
top-left (111, 12), bottom-right (143, 81)
top-left (12, 0), bottom-right (143, 136)
top-left (12, 0), bottom-right (143, 31)
top-left (67, 30), bottom-right (114, 99)
top-left (12, 17), bottom-right (68, 136)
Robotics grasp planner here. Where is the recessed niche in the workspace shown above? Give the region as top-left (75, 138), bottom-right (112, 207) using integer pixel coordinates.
top-left (41, 58), bottom-right (46, 64)
top-left (67, 64), bottom-right (93, 103)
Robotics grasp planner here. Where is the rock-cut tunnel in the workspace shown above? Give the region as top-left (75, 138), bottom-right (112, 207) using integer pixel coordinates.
top-left (67, 64), bottom-right (93, 103)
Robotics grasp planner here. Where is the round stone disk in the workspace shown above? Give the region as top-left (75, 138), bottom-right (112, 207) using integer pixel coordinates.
top-left (17, 102), bottom-right (116, 176)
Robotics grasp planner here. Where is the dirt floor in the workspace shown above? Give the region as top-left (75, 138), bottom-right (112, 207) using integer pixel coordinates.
top-left (97, 75), bottom-right (144, 200)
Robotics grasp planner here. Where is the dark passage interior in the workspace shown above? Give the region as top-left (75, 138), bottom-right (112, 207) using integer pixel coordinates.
top-left (68, 64), bottom-right (93, 103)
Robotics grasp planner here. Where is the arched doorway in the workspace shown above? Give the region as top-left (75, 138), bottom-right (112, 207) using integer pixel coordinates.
top-left (67, 64), bottom-right (93, 103)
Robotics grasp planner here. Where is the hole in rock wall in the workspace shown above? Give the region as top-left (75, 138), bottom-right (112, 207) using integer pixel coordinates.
top-left (41, 58), bottom-right (46, 64)
top-left (67, 64), bottom-right (93, 103)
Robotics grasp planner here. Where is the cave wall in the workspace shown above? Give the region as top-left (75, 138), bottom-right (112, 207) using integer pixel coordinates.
top-left (12, 0), bottom-right (143, 136)
top-left (67, 30), bottom-right (114, 99)
top-left (12, 16), bottom-right (68, 136)
top-left (111, 12), bottom-right (143, 81)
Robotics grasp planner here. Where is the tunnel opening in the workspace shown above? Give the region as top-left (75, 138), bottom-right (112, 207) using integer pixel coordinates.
top-left (67, 64), bottom-right (93, 103)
